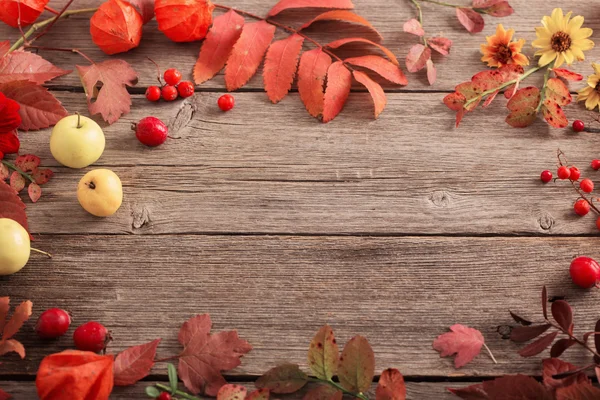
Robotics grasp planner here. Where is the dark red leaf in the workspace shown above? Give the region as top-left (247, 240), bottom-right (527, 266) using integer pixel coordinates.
top-left (456, 8), bottom-right (484, 33)
top-left (0, 180), bottom-right (29, 234)
top-left (427, 37), bottom-right (452, 55)
top-left (510, 311), bottom-right (533, 326)
top-left (510, 324), bottom-right (551, 342)
top-left (32, 169), bottom-right (53, 185)
top-left (543, 358), bottom-right (589, 392)
top-left (595, 320), bottom-right (600, 354)
top-left (267, 0), bottom-right (354, 17)
top-left (405, 44), bottom-right (430, 73)
top-left (256, 364), bottom-right (308, 394)
top-left (15, 154), bottom-right (40, 173)
top-left (550, 339), bottom-right (576, 358)
top-left (518, 331), bottom-right (558, 357)
top-left (0, 387), bottom-right (9, 400)
top-left (375, 368), bottom-right (406, 400)
top-left (542, 286), bottom-right (548, 319)
top-left (551, 300), bottom-right (573, 332)
top-left (555, 382), bottom-right (600, 399)
top-left (113, 339), bottom-right (161, 386)
top-left (27, 183), bottom-right (41, 203)
top-left (9, 172), bottom-right (25, 193)
top-left (483, 375), bottom-right (553, 399)
top-left (447, 384), bottom-right (487, 399)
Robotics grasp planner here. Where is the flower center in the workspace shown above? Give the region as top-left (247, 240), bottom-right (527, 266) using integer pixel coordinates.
top-left (595, 82), bottom-right (600, 94)
top-left (551, 31), bottom-right (572, 52)
top-left (495, 44), bottom-right (513, 64)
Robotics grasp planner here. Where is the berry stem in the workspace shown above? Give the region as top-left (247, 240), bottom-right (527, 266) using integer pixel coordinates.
top-left (557, 149), bottom-right (600, 215)
top-left (31, 247), bottom-right (52, 258)
top-left (155, 384), bottom-right (202, 400)
top-left (1, 160), bottom-right (36, 184)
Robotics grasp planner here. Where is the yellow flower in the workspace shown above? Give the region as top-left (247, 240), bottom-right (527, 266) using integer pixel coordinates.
top-left (481, 24), bottom-right (529, 68)
top-left (532, 8), bottom-right (594, 68)
top-left (577, 63), bottom-right (600, 111)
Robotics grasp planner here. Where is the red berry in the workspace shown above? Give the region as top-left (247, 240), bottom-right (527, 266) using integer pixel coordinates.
top-left (540, 170), bottom-right (553, 183)
top-left (580, 178), bottom-right (594, 193)
top-left (133, 117), bottom-right (169, 147)
top-left (592, 160), bottom-right (600, 171)
top-left (569, 166), bottom-right (581, 181)
top-left (218, 94), bottom-right (235, 111)
top-left (557, 166), bottom-right (571, 180)
top-left (164, 68), bottom-right (182, 86)
top-left (177, 81), bottom-right (194, 98)
top-left (145, 86), bottom-right (161, 102)
top-left (157, 393), bottom-right (172, 400)
top-left (573, 119), bottom-right (585, 132)
top-left (574, 199), bottom-right (590, 216)
top-left (161, 85), bottom-right (178, 101)
top-left (570, 256), bottom-right (600, 288)
top-left (73, 321), bottom-right (111, 352)
top-left (35, 308), bottom-right (71, 339)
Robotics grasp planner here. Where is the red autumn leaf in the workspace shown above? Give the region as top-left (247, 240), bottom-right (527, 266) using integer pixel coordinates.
top-left (0, 51), bottom-right (71, 84)
top-left (177, 314), bottom-right (252, 396)
top-left (194, 10), bottom-right (245, 84)
top-left (0, 0), bottom-right (48, 28)
top-left (267, 0), bottom-right (354, 17)
top-left (326, 38), bottom-right (398, 65)
top-left (0, 299), bottom-right (32, 358)
top-left (217, 384), bottom-right (247, 400)
top-left (90, 0), bottom-right (143, 55)
top-left (77, 59), bottom-right (138, 124)
top-left (443, 92), bottom-right (466, 127)
top-left (256, 364), bottom-right (308, 394)
top-left (225, 21), bottom-right (276, 91)
top-left (556, 382), bottom-right (600, 400)
top-left (542, 358), bottom-right (589, 393)
top-left (433, 324), bottom-right (484, 368)
top-left (0, 387), bottom-right (10, 400)
top-left (456, 8), bottom-right (484, 33)
top-left (447, 384), bottom-right (487, 399)
top-left (113, 338), bottom-right (161, 386)
top-left (489, 375), bottom-right (553, 399)
top-left (552, 68), bottom-right (583, 81)
top-left (426, 59), bottom-right (436, 85)
top-left (9, 171), bottom-right (25, 192)
top-left (376, 368), bottom-right (406, 400)
top-left (403, 18), bottom-right (424, 36)
top-left (15, 154), bottom-right (40, 173)
top-left (542, 99), bottom-right (568, 128)
top-left (510, 324), bottom-right (551, 342)
top-left (0, 133), bottom-right (19, 154)
top-left (0, 41), bottom-right (9, 57)
top-left (300, 11), bottom-right (381, 39)
top-left (307, 325), bottom-right (339, 380)
top-left (155, 0), bottom-right (215, 42)
top-left (0, 298), bottom-right (8, 333)
top-left (323, 62), bottom-right (351, 122)
top-left (27, 183), bottom-right (41, 203)
top-left (246, 388), bottom-right (270, 400)
top-left (405, 44), bottom-right (430, 73)
top-left (345, 55), bottom-right (407, 85)
top-left (550, 338), bottom-right (577, 358)
top-left (338, 335), bottom-right (375, 393)
top-left (0, 93), bottom-right (21, 133)
top-left (472, 0), bottom-right (513, 17)
top-left (0, 340), bottom-right (25, 358)
top-left (505, 86), bottom-right (540, 128)
top-left (128, 0), bottom-right (154, 24)
top-left (263, 34), bottom-right (304, 103)
top-left (0, 180), bottom-right (29, 234)
top-left (353, 70), bottom-right (386, 119)
top-left (427, 37), bottom-right (452, 55)
top-left (304, 385), bottom-right (342, 400)
top-left (551, 301), bottom-right (573, 333)
top-left (0, 164), bottom-right (8, 180)
top-left (545, 78), bottom-right (572, 106)
top-left (298, 48), bottom-right (332, 118)
top-left (32, 168), bottom-right (54, 185)
top-left (36, 350), bottom-right (114, 400)
top-left (518, 331), bottom-right (559, 357)
top-left (0, 80), bottom-right (67, 130)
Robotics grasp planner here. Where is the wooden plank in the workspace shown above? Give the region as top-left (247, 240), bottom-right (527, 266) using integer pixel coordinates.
top-left (1, 235), bottom-right (598, 376)
top-left (15, 91), bottom-right (600, 236)
top-left (0, 0), bottom-right (596, 91)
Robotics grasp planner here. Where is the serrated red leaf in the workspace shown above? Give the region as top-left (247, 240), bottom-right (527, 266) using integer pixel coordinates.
top-left (2, 300), bottom-right (31, 340)
top-left (556, 382), bottom-right (600, 399)
top-left (128, 0), bottom-right (154, 24)
top-left (256, 364), bottom-right (308, 394)
top-left (194, 10), bottom-right (245, 84)
top-left (0, 339), bottom-right (24, 358)
top-left (322, 61), bottom-right (351, 122)
top-left (263, 34), bottom-right (304, 103)
top-left (217, 384), bottom-right (247, 400)
top-left (0, 0), bottom-right (48, 28)
top-left (0, 387), bottom-right (10, 400)
top-left (298, 48), bottom-right (332, 118)
top-left (403, 18), bottom-right (424, 36)
top-left (518, 331), bottom-right (558, 357)
top-left (510, 324), bottom-right (551, 342)
top-left (177, 314), bottom-right (252, 396)
top-left (456, 8), bottom-right (484, 33)
top-left (246, 388), bottom-right (269, 400)
top-left (345, 55), bottom-right (407, 85)
top-left (0, 133), bottom-right (19, 155)
top-left (114, 339), bottom-right (161, 386)
top-left (267, 0), bottom-right (354, 17)
top-left (27, 183), bottom-right (41, 203)
top-left (15, 154), bottom-right (40, 173)
top-left (0, 80), bottom-right (67, 130)
top-left (0, 51), bottom-right (70, 84)
top-left (552, 68), bottom-right (583, 81)
top-left (473, 0), bottom-right (513, 17)
top-left (426, 59), bottom-right (436, 85)
top-left (543, 358), bottom-right (589, 392)
top-left (545, 78), bottom-right (572, 106)
top-left (405, 44), bottom-right (430, 73)
top-left (338, 335), bottom-right (375, 393)
top-left (433, 324), bottom-right (484, 368)
top-left (9, 172), bottom-right (25, 193)
top-left (353, 70), bottom-right (386, 119)
top-left (506, 86), bottom-right (540, 128)
top-left (0, 180), bottom-right (29, 234)
top-left (225, 21), bottom-right (275, 91)
top-left (32, 169), bottom-right (53, 185)
top-left (304, 385), bottom-right (342, 400)
top-left (542, 99), bottom-right (568, 128)
top-left (376, 368), bottom-right (406, 400)
top-left (300, 11), bottom-right (381, 38)
top-left (326, 38), bottom-right (398, 65)
top-left (427, 37), bottom-right (452, 55)
top-left (90, 0), bottom-right (143, 55)
top-left (77, 60), bottom-right (138, 124)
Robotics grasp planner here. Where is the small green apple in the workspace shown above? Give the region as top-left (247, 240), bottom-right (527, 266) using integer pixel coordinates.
top-left (0, 218), bottom-right (30, 275)
top-left (50, 114), bottom-right (105, 169)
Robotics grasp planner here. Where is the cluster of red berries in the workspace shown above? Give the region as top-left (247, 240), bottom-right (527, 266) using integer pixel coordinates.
top-left (145, 68), bottom-right (195, 102)
top-left (35, 309), bottom-right (111, 352)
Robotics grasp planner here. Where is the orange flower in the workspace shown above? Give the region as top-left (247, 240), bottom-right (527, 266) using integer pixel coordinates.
top-left (481, 24), bottom-right (529, 68)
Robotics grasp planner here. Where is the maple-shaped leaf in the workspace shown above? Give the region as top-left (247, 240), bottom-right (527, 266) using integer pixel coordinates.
top-left (542, 99), bottom-right (568, 128)
top-left (263, 34), bottom-right (304, 103)
top-left (326, 38), bottom-right (398, 65)
top-left (505, 86), bottom-right (540, 128)
top-left (307, 325), bottom-right (339, 380)
top-left (426, 59), bottom-right (436, 85)
top-left (225, 21), bottom-right (275, 91)
top-left (0, 180), bottom-right (29, 234)
top-left (0, 298), bottom-right (32, 359)
top-left (177, 314), bottom-right (252, 396)
top-left (405, 44), bottom-right (431, 73)
top-left (0, 51), bottom-right (70, 84)
top-left (299, 11), bottom-right (381, 39)
top-left (542, 358), bottom-right (589, 393)
top-left (456, 8), bottom-right (484, 33)
top-left (0, 80), bottom-right (67, 130)
top-left (353, 70), bottom-right (386, 119)
top-left (267, 0), bottom-right (354, 17)
top-left (338, 335), bottom-right (375, 393)
top-left (427, 37), bottom-right (452, 55)
top-left (298, 48), bottom-right (332, 118)
top-left (0, 387), bottom-right (10, 400)
top-left (304, 385), bottom-right (342, 400)
top-left (246, 388), bottom-right (269, 400)
top-left (433, 324), bottom-right (485, 368)
top-left (114, 339), bottom-right (161, 386)
top-left (472, 0), bottom-right (513, 17)
top-left (545, 78), bottom-right (572, 106)
top-left (194, 10), bottom-right (245, 85)
top-left (345, 55), bottom-right (407, 85)
top-left (556, 382), bottom-right (600, 400)
top-left (403, 19), bottom-right (424, 36)
top-left (76, 59), bottom-right (138, 125)
top-left (450, 375), bottom-right (553, 399)
top-left (28, 183), bottom-right (41, 203)
top-left (552, 68), bottom-right (583, 81)
top-left (376, 368), bottom-right (406, 400)
top-left (128, 0), bottom-right (155, 24)
top-left (256, 364), bottom-right (308, 394)
top-left (217, 384), bottom-right (247, 400)
top-left (323, 61), bottom-right (352, 122)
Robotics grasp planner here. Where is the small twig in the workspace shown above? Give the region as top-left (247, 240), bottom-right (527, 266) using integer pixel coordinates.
top-left (146, 56), bottom-right (164, 86)
top-left (420, 0), bottom-right (472, 8)
top-left (1, 160), bottom-right (35, 184)
top-left (556, 149), bottom-right (600, 215)
top-left (44, 5), bottom-right (60, 15)
top-left (24, 45), bottom-right (95, 64)
top-left (482, 343), bottom-right (498, 364)
top-left (31, 0), bottom-right (75, 43)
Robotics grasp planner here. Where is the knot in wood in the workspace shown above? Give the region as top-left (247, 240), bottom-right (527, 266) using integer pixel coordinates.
top-left (428, 190), bottom-right (450, 207)
top-left (496, 325), bottom-right (512, 340)
top-left (538, 212), bottom-right (554, 230)
top-left (131, 205), bottom-right (151, 230)
top-left (170, 102), bottom-right (196, 134)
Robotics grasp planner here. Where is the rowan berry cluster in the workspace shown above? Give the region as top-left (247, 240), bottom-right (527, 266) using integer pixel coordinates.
top-left (145, 67), bottom-right (195, 102)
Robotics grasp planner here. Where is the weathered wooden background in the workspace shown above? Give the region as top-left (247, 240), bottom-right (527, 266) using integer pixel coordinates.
top-left (2, 0), bottom-right (600, 398)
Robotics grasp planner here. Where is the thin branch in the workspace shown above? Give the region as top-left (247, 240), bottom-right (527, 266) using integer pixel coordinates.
top-left (420, 0), bottom-right (472, 8)
top-left (31, 0), bottom-right (76, 44)
top-left (24, 45), bottom-right (95, 64)
top-left (556, 149), bottom-right (600, 215)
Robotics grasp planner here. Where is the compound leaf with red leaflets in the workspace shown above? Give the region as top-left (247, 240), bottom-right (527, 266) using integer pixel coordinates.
top-left (456, 8), bottom-right (484, 33)
top-left (327, 38), bottom-right (398, 66)
top-left (0, 180), bottom-right (29, 234)
top-left (300, 11), bottom-right (381, 38)
top-left (338, 335), bottom-right (375, 393)
top-left (375, 368), bottom-right (406, 400)
top-left (405, 44), bottom-right (430, 73)
top-left (217, 384), bottom-right (247, 400)
top-left (114, 339), bottom-right (161, 386)
top-left (263, 34), bottom-right (304, 103)
top-left (307, 325), bottom-right (339, 380)
top-left (505, 86), bottom-right (540, 128)
top-left (353, 70), bottom-right (386, 119)
top-left (518, 331), bottom-right (558, 357)
top-left (0, 51), bottom-right (70, 85)
top-left (510, 324), bottom-right (551, 342)
top-left (256, 364), bottom-right (308, 394)
top-left (403, 19), bottom-right (424, 36)
top-left (345, 55), bottom-right (407, 85)
top-left (298, 48), bottom-right (332, 118)
top-left (323, 61), bottom-right (352, 122)
top-left (433, 324), bottom-right (484, 368)
top-left (267, 0), bottom-right (354, 17)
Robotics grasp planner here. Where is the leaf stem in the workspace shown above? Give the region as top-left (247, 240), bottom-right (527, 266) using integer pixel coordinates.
top-left (409, 0), bottom-right (428, 46)
top-left (482, 343), bottom-right (498, 364)
top-left (544, 316), bottom-right (600, 360)
top-left (25, 45), bottom-right (96, 64)
top-left (31, 248), bottom-right (52, 258)
top-left (155, 383), bottom-right (202, 400)
top-left (1, 160), bottom-right (35, 184)
top-left (419, 0), bottom-right (471, 8)
top-left (535, 65), bottom-right (552, 112)
top-left (309, 378), bottom-right (369, 400)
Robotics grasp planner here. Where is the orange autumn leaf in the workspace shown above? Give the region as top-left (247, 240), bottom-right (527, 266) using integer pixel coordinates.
top-left (225, 21), bottom-right (276, 91)
top-left (298, 48), bottom-right (332, 118)
top-left (353, 70), bottom-right (386, 118)
top-left (267, 0), bottom-right (354, 17)
top-left (155, 0), bottom-right (215, 42)
top-left (326, 38), bottom-right (399, 66)
top-left (375, 368), bottom-right (406, 400)
top-left (194, 10), bottom-right (245, 84)
top-left (36, 350), bottom-right (114, 400)
top-left (90, 0), bottom-right (143, 55)
top-left (0, 0), bottom-right (48, 28)
top-left (299, 10), bottom-right (381, 39)
top-left (323, 61), bottom-right (352, 122)
top-left (345, 55), bottom-right (407, 85)
top-left (263, 34), bottom-right (305, 103)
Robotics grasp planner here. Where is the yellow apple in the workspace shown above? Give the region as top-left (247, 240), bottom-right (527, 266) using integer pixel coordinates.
top-left (77, 169), bottom-right (123, 217)
top-left (0, 218), bottom-right (30, 275)
top-left (50, 114), bottom-right (105, 169)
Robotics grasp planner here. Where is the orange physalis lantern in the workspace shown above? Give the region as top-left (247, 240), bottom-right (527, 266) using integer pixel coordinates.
top-left (0, 0), bottom-right (49, 28)
top-left (155, 0), bottom-right (215, 43)
top-left (90, 0), bottom-right (143, 55)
